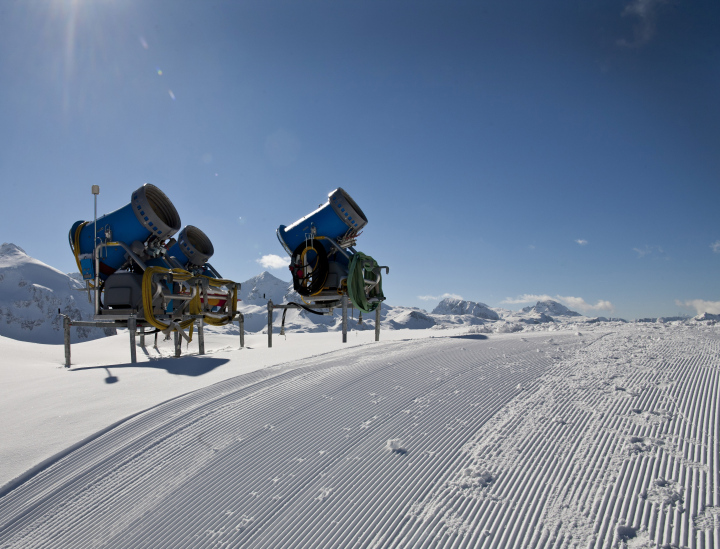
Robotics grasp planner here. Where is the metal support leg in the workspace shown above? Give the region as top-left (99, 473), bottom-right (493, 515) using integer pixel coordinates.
top-left (139, 329), bottom-right (145, 348)
top-left (342, 294), bottom-right (348, 343)
top-left (239, 313), bottom-right (245, 348)
top-left (128, 315), bottom-right (137, 364)
top-left (198, 318), bottom-right (205, 355)
top-left (268, 300), bottom-right (273, 348)
top-left (375, 303), bottom-right (381, 342)
top-left (174, 330), bottom-right (181, 358)
top-left (63, 316), bottom-right (71, 368)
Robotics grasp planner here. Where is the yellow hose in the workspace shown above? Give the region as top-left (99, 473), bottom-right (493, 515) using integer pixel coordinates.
top-left (72, 222), bottom-right (94, 287)
top-left (141, 267), bottom-right (196, 333)
top-left (141, 267), bottom-right (238, 333)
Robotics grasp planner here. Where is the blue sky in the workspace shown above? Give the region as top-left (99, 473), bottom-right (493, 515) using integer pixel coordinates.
top-left (1, 0), bottom-right (718, 320)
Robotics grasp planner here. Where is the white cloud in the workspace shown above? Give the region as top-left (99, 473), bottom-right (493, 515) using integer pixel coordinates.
top-left (575, 239), bottom-right (588, 246)
top-left (633, 245), bottom-right (665, 258)
top-left (711, 241), bottom-right (720, 253)
top-left (500, 294), bottom-right (554, 305)
top-left (617, 0), bottom-right (668, 47)
top-left (418, 293), bottom-right (463, 301)
top-left (676, 299), bottom-right (720, 315)
top-left (501, 294), bottom-right (614, 313)
top-left (559, 296), bottom-right (615, 313)
top-left (256, 254), bottom-right (289, 270)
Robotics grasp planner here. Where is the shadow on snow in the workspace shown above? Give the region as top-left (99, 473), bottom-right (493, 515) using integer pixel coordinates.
top-left (70, 356), bottom-right (230, 380)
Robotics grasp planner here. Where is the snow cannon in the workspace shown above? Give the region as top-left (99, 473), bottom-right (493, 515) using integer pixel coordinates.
top-left (68, 184), bottom-right (240, 338)
top-left (277, 188), bottom-right (368, 256)
top-left (69, 184), bottom-right (181, 281)
top-left (276, 188), bottom-right (387, 314)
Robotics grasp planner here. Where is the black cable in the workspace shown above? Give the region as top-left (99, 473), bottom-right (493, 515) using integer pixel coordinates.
top-left (281, 301), bottom-right (331, 334)
top-left (290, 240), bottom-right (329, 296)
top-left (285, 301), bottom-right (329, 316)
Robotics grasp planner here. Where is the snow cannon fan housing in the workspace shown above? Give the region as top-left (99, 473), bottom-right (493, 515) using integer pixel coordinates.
top-left (69, 184), bottom-right (181, 281)
top-left (164, 225), bottom-right (215, 272)
top-left (276, 188), bottom-right (368, 256)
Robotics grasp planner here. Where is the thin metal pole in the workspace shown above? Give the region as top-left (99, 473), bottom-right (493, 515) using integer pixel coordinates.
top-left (174, 330), bottom-right (181, 358)
top-left (239, 313), bottom-right (245, 348)
top-left (198, 318), bottom-right (205, 355)
top-left (94, 251), bottom-right (100, 316)
top-left (93, 190), bottom-right (99, 317)
top-left (64, 316), bottom-right (71, 368)
top-left (128, 315), bottom-right (137, 364)
top-left (268, 300), bottom-right (273, 348)
top-left (139, 329), bottom-right (145, 348)
top-left (375, 302), bottom-right (381, 342)
top-left (342, 294), bottom-right (348, 343)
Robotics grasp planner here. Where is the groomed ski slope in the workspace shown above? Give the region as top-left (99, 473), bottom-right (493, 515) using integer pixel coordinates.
top-left (1, 324), bottom-right (719, 548)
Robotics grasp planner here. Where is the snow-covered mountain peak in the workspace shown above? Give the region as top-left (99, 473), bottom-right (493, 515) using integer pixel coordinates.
top-left (1, 242), bottom-right (27, 256)
top-left (0, 244), bottom-right (114, 343)
top-left (239, 271), bottom-right (293, 305)
top-left (0, 242), bottom-right (31, 267)
top-left (522, 300), bottom-right (581, 317)
top-left (431, 297), bottom-right (500, 320)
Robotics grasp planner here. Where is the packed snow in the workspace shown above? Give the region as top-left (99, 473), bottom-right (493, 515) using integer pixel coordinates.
top-left (1, 244), bottom-right (719, 548)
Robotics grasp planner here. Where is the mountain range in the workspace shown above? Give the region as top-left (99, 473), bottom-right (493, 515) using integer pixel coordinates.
top-left (1, 242), bottom-right (681, 344)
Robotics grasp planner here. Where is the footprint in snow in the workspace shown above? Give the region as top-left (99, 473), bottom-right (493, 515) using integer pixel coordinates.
top-left (458, 467), bottom-right (494, 489)
top-left (386, 439), bottom-right (407, 455)
top-left (616, 525), bottom-right (638, 542)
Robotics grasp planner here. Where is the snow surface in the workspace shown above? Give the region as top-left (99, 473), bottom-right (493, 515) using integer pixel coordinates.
top-left (2, 245), bottom-right (720, 547)
top-left (2, 321), bottom-right (720, 547)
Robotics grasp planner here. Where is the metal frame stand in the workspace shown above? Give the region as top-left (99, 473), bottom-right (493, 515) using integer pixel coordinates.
top-left (266, 298), bottom-right (382, 347)
top-left (375, 302), bottom-right (381, 342)
top-left (60, 311), bottom-right (245, 368)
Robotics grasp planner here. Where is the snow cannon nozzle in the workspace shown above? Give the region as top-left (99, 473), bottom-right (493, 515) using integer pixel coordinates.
top-left (166, 225), bottom-right (215, 268)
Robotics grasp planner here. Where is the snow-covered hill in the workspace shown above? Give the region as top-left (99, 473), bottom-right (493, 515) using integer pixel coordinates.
top-left (431, 297), bottom-right (500, 320)
top-left (0, 243), bottom-right (114, 343)
top-left (522, 299), bottom-right (581, 317)
top-left (239, 271), bottom-right (295, 305)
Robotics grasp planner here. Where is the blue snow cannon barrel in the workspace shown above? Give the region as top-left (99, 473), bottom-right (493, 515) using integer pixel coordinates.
top-left (276, 188), bottom-right (368, 255)
top-left (69, 183), bottom-right (181, 281)
top-left (165, 225), bottom-right (214, 269)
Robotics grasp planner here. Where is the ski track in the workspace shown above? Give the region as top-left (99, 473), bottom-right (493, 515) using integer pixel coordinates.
top-left (0, 325), bottom-right (719, 548)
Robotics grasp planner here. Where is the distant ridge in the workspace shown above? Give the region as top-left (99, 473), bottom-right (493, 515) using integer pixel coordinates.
top-left (432, 298), bottom-right (500, 320)
top-left (522, 300), bottom-right (581, 317)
